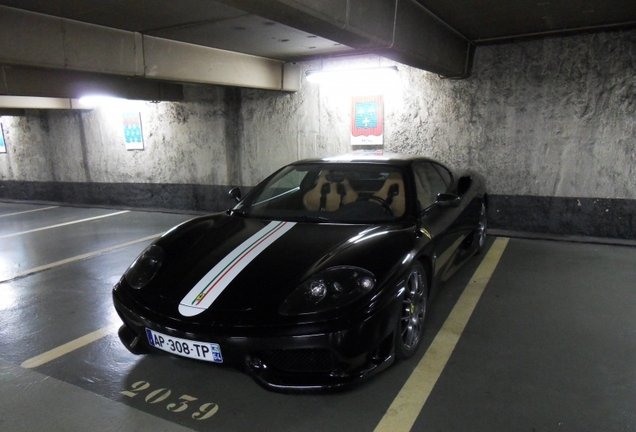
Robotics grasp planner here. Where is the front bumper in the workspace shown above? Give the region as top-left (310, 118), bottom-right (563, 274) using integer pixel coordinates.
top-left (113, 290), bottom-right (401, 392)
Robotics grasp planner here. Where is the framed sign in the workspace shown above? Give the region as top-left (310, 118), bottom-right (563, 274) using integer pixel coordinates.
top-left (122, 112), bottom-right (144, 150)
top-left (351, 95), bottom-right (383, 145)
top-left (0, 123), bottom-right (6, 153)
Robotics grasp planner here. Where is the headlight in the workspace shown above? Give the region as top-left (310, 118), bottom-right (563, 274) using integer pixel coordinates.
top-left (279, 266), bottom-right (375, 315)
top-left (124, 244), bottom-right (165, 289)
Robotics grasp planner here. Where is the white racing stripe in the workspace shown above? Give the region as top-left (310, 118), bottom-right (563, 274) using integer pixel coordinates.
top-left (178, 221), bottom-right (296, 317)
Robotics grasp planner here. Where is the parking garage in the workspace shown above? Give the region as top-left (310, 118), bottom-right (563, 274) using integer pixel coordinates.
top-left (1, 1), bottom-right (636, 431)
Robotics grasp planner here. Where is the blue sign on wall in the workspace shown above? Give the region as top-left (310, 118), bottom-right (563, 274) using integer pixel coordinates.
top-left (122, 112), bottom-right (144, 150)
top-left (351, 95), bottom-right (383, 145)
top-left (0, 123), bottom-right (6, 154)
top-left (355, 102), bottom-right (378, 129)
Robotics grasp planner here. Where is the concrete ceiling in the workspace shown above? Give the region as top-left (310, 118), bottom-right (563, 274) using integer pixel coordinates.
top-left (424, 0), bottom-right (636, 43)
top-left (0, 0), bottom-right (635, 104)
top-left (3, 0), bottom-right (635, 56)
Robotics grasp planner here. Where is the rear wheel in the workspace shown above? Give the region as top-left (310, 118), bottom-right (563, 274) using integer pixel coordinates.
top-left (394, 262), bottom-right (428, 360)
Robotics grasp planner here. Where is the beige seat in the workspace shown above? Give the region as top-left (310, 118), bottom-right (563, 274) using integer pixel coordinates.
top-left (372, 173), bottom-right (405, 216)
top-left (303, 173), bottom-right (358, 211)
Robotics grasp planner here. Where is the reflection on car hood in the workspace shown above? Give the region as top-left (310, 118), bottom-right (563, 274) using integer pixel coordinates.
top-left (135, 214), bottom-right (413, 323)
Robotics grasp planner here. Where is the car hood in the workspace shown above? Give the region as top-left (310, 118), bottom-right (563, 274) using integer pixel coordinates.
top-left (128, 214), bottom-right (414, 325)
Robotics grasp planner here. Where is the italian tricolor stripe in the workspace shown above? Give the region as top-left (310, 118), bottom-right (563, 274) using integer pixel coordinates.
top-left (178, 221), bottom-right (296, 317)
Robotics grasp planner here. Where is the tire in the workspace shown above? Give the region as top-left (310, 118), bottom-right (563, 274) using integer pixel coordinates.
top-left (394, 262), bottom-right (428, 360)
top-left (475, 201), bottom-right (487, 254)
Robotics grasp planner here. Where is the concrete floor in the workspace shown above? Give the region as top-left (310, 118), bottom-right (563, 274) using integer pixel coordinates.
top-left (1, 201), bottom-right (635, 431)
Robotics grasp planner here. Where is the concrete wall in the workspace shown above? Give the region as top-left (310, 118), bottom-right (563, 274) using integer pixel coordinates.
top-left (293, 30), bottom-right (636, 199)
top-left (459, 30), bottom-right (636, 200)
top-left (1, 29), bottom-right (635, 238)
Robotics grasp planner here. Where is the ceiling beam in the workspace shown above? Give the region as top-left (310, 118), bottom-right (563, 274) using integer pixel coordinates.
top-left (0, 5), bottom-right (301, 100)
top-left (218, 0), bottom-right (473, 77)
top-left (0, 96), bottom-right (78, 110)
top-left (143, 36), bottom-right (300, 91)
top-left (0, 65), bottom-right (184, 101)
top-left (0, 108), bottom-right (26, 117)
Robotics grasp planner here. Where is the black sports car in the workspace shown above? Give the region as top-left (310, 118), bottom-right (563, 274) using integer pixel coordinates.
top-left (113, 153), bottom-right (487, 392)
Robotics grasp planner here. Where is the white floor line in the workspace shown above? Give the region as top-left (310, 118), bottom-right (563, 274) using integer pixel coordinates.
top-left (0, 206), bottom-right (59, 219)
top-left (0, 233), bottom-right (163, 282)
top-left (0, 210), bottom-right (130, 239)
top-left (21, 323), bottom-right (120, 369)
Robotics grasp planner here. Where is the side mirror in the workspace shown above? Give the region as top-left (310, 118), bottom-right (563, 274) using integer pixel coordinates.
top-left (457, 176), bottom-right (472, 196)
top-left (436, 192), bottom-right (460, 208)
top-left (229, 187), bottom-right (242, 203)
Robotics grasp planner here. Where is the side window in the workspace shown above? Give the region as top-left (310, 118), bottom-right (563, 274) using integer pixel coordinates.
top-left (431, 163), bottom-right (452, 189)
top-left (413, 163), bottom-right (448, 210)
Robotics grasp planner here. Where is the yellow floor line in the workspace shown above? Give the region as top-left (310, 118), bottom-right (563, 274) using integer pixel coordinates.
top-left (0, 205), bottom-right (59, 218)
top-left (374, 237), bottom-right (509, 432)
top-left (21, 323), bottom-right (120, 369)
top-left (1, 233), bottom-right (163, 282)
top-left (0, 210), bottom-right (130, 239)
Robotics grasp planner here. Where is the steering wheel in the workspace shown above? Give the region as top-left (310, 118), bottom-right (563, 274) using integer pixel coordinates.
top-left (357, 195), bottom-right (394, 215)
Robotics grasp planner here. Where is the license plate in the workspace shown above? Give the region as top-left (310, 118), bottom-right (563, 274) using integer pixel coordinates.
top-left (145, 329), bottom-right (223, 363)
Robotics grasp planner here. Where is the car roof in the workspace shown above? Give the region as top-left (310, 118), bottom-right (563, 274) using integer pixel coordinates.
top-left (290, 152), bottom-right (438, 166)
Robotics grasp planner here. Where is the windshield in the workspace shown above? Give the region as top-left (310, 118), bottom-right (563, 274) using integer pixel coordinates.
top-left (233, 163), bottom-right (408, 223)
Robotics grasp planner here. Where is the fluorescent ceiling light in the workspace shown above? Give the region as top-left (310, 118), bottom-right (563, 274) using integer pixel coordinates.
top-left (305, 66), bottom-right (399, 94)
top-left (306, 66), bottom-right (398, 84)
top-left (76, 95), bottom-right (149, 111)
top-left (77, 95), bottom-right (128, 109)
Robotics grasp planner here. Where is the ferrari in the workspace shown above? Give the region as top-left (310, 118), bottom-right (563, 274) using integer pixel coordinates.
top-left (113, 152), bottom-right (487, 391)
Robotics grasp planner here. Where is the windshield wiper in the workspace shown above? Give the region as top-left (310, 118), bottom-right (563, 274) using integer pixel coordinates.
top-left (290, 215), bottom-right (331, 222)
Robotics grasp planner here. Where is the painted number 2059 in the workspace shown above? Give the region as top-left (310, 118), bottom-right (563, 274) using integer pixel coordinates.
top-left (120, 381), bottom-right (219, 420)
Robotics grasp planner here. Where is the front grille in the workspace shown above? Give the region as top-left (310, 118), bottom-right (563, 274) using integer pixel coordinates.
top-left (257, 349), bottom-right (340, 373)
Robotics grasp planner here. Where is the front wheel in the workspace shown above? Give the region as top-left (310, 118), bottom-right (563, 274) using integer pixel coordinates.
top-left (475, 201), bottom-right (487, 254)
top-left (394, 262), bottom-right (428, 360)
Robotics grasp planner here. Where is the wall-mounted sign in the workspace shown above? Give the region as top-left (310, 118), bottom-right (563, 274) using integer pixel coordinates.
top-left (351, 95), bottom-right (383, 145)
top-left (0, 123), bottom-right (6, 154)
top-left (122, 112), bottom-right (144, 150)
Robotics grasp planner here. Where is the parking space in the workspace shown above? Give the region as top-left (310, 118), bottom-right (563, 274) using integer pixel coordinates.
top-left (1, 202), bottom-right (635, 431)
top-left (416, 239), bottom-right (636, 431)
